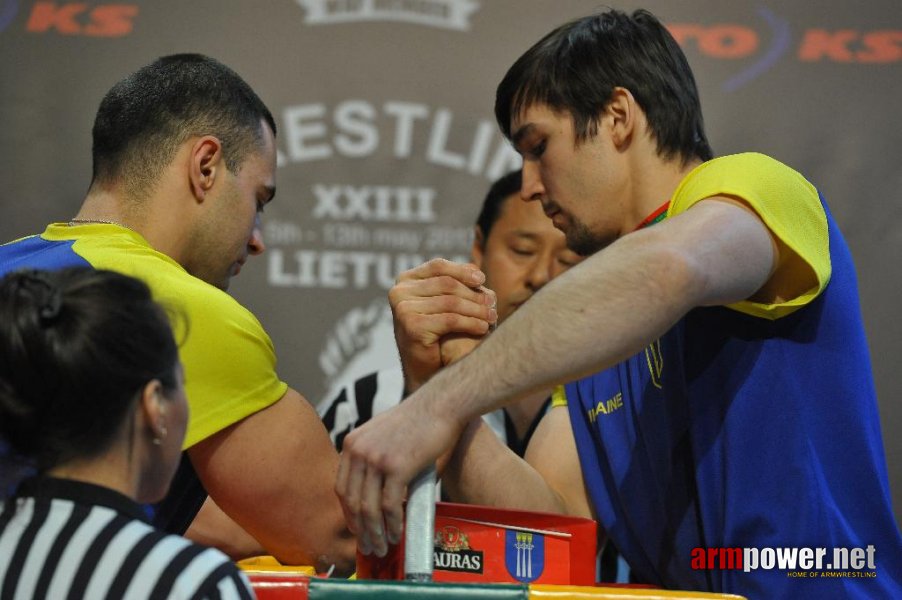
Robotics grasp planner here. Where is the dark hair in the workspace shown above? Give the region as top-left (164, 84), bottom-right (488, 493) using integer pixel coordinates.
top-left (475, 170), bottom-right (522, 245)
top-left (0, 268), bottom-right (181, 471)
top-left (91, 53), bottom-right (277, 198)
top-left (495, 9), bottom-right (713, 164)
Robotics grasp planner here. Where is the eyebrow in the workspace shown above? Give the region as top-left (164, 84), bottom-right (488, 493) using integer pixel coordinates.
top-left (511, 123), bottom-right (536, 149)
top-left (507, 230), bottom-right (541, 241)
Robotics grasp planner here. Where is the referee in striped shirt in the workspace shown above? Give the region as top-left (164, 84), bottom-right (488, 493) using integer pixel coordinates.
top-left (0, 268), bottom-right (253, 599)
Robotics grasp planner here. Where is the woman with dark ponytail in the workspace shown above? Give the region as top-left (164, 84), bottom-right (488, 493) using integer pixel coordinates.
top-left (0, 268), bottom-right (254, 599)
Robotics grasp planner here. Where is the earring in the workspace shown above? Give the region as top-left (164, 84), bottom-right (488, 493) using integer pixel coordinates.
top-left (152, 424), bottom-right (167, 446)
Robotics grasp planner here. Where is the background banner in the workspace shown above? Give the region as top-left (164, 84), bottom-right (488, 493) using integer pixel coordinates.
top-left (1, 0), bottom-right (900, 524)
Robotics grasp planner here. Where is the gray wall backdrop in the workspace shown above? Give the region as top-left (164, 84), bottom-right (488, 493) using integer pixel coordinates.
top-left (1, 0), bottom-right (900, 525)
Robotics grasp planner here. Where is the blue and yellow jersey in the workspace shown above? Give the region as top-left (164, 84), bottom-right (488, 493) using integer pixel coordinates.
top-left (0, 223), bottom-right (287, 449)
top-left (559, 154), bottom-right (901, 597)
top-left (669, 152), bottom-right (830, 319)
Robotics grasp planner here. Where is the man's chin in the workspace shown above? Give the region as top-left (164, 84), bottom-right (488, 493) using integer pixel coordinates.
top-left (217, 272), bottom-right (234, 291)
top-left (566, 237), bottom-right (606, 257)
top-left (208, 273), bottom-right (231, 291)
top-left (566, 226), bottom-right (610, 257)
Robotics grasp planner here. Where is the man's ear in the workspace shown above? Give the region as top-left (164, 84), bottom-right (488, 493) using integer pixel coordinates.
top-left (606, 86), bottom-right (638, 148)
top-left (470, 226), bottom-right (486, 268)
top-left (188, 136), bottom-right (225, 202)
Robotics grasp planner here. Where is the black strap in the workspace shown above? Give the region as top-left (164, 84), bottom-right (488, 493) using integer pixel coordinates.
top-left (151, 453), bottom-right (207, 534)
top-left (503, 397), bottom-right (553, 458)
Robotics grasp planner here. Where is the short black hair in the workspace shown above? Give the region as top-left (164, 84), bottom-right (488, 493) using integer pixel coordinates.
top-left (0, 268), bottom-right (181, 471)
top-left (91, 53), bottom-right (277, 198)
top-left (496, 9), bottom-right (713, 165)
top-left (475, 170), bottom-right (522, 245)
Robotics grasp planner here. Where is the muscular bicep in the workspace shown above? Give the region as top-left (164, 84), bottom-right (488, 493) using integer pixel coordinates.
top-left (188, 388), bottom-right (355, 575)
top-left (659, 197), bottom-right (778, 310)
top-left (523, 406), bottom-right (593, 520)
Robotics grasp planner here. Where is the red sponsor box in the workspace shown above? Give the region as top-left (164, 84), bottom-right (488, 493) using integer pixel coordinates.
top-left (357, 502), bottom-right (597, 586)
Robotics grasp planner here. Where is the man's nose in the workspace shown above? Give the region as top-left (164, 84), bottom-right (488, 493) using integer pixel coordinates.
top-left (526, 254), bottom-right (554, 290)
top-left (248, 222), bottom-right (266, 256)
top-left (520, 161), bottom-right (545, 202)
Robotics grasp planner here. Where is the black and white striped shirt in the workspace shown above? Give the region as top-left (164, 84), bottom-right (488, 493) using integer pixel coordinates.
top-left (0, 477), bottom-right (254, 600)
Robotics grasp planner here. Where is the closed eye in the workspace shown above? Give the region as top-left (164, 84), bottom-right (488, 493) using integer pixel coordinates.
top-left (526, 140), bottom-right (546, 160)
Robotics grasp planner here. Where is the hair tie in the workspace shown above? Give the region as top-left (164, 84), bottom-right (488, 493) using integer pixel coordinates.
top-left (15, 270), bottom-right (63, 325)
top-left (38, 289), bottom-right (62, 323)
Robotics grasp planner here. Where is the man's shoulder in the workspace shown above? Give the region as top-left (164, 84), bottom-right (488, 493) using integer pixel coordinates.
top-left (0, 227), bottom-right (90, 276)
top-left (77, 232), bottom-right (257, 321)
top-left (700, 152), bottom-right (796, 173)
top-left (1, 231), bottom-right (42, 248)
top-left (677, 152), bottom-right (816, 202)
top-left (1, 225), bottom-right (262, 331)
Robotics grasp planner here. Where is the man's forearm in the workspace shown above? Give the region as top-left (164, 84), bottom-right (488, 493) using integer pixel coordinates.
top-left (419, 226), bottom-right (699, 424)
top-left (185, 496), bottom-right (266, 560)
top-left (442, 420), bottom-right (568, 514)
top-left (189, 391), bottom-right (357, 575)
top-left (418, 201), bottom-right (775, 424)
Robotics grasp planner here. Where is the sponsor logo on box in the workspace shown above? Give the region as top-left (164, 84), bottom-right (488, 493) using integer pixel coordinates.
top-left (434, 525), bottom-right (484, 574)
top-left (505, 530), bottom-right (545, 583)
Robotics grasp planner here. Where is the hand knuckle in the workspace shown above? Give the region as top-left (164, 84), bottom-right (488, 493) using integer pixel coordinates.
top-left (437, 276), bottom-right (457, 292)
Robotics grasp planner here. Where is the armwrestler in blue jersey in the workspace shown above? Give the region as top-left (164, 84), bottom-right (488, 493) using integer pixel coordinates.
top-left (336, 9), bottom-right (902, 598)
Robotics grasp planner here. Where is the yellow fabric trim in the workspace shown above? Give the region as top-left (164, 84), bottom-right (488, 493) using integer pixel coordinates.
top-left (551, 385), bottom-right (568, 408)
top-left (43, 223), bottom-right (288, 448)
top-left (668, 153), bottom-right (831, 320)
top-left (236, 555), bottom-right (317, 576)
top-left (529, 583), bottom-right (746, 599)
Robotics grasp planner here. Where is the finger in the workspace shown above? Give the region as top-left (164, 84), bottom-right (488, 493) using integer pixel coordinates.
top-left (361, 464), bottom-right (388, 557)
top-left (396, 258), bottom-right (485, 287)
top-left (478, 286), bottom-right (498, 330)
top-left (401, 312), bottom-right (496, 345)
top-left (391, 276), bottom-right (495, 309)
top-left (477, 285), bottom-right (497, 309)
top-left (340, 455), bottom-right (369, 551)
top-left (383, 473), bottom-right (408, 547)
top-left (334, 453), bottom-right (355, 528)
top-left (397, 293), bottom-right (496, 324)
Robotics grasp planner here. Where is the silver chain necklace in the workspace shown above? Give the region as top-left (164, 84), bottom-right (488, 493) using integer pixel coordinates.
top-left (67, 218), bottom-right (132, 230)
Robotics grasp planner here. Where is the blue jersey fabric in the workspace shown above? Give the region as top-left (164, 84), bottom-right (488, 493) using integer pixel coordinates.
top-left (0, 232), bottom-right (208, 528)
top-left (0, 235), bottom-right (91, 273)
top-left (565, 198), bottom-right (902, 596)
top-left (0, 235), bottom-right (92, 496)
top-left (1, 225), bottom-right (287, 534)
